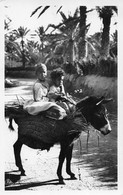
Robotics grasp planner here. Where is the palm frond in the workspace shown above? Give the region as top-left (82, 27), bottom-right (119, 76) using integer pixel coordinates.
top-left (30, 6), bottom-right (42, 17)
top-left (60, 11), bottom-right (67, 21)
top-left (86, 39), bottom-right (96, 51)
top-left (44, 22), bottom-right (64, 34)
top-left (56, 6), bottom-right (62, 14)
top-left (38, 6), bottom-right (50, 18)
top-left (86, 8), bottom-right (95, 14)
top-left (111, 6), bottom-right (118, 14)
top-left (73, 8), bottom-right (79, 18)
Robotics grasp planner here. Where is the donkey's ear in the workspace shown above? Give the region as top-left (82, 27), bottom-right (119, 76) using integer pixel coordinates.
top-left (96, 97), bottom-right (113, 105)
top-left (96, 96), bottom-right (105, 106)
top-left (102, 98), bottom-right (113, 104)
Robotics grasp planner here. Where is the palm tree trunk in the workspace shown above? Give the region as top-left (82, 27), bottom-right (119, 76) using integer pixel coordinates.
top-left (100, 16), bottom-right (111, 58)
top-left (78, 6), bottom-right (87, 63)
top-left (40, 37), bottom-right (44, 58)
top-left (66, 39), bottom-right (74, 63)
top-left (21, 39), bottom-right (26, 68)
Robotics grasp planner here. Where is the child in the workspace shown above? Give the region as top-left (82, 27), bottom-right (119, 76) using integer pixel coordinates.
top-left (48, 69), bottom-right (76, 113)
top-left (33, 63), bottom-right (49, 102)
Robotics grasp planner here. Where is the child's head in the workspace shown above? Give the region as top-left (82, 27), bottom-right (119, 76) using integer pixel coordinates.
top-left (50, 69), bottom-right (64, 87)
top-left (35, 63), bottom-right (47, 81)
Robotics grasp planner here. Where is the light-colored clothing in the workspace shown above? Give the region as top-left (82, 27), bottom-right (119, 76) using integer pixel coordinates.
top-left (23, 100), bottom-right (67, 119)
top-left (48, 84), bottom-right (65, 102)
top-left (33, 79), bottom-right (49, 102)
top-left (48, 84), bottom-right (76, 113)
top-left (23, 79), bottom-right (67, 119)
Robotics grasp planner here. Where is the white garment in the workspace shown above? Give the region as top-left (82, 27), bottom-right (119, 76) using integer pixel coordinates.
top-left (33, 79), bottom-right (49, 101)
top-left (23, 99), bottom-right (67, 119)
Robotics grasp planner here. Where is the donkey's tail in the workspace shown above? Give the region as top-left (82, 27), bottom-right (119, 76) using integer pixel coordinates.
top-left (8, 117), bottom-right (15, 131)
top-left (5, 103), bottom-right (27, 131)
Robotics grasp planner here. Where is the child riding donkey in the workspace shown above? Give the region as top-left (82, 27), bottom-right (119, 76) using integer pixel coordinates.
top-left (8, 64), bottom-right (75, 130)
top-left (48, 68), bottom-right (76, 114)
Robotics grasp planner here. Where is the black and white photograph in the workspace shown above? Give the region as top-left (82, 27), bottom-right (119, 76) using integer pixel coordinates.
top-left (1, 0), bottom-right (121, 192)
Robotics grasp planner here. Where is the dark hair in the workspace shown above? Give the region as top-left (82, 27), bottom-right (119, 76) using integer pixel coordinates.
top-left (50, 69), bottom-right (64, 82)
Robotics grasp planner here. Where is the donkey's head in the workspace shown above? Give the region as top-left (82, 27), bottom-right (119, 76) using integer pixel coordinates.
top-left (76, 96), bottom-right (113, 135)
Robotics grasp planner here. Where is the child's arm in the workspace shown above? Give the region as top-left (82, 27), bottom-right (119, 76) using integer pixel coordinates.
top-left (48, 85), bottom-right (65, 101)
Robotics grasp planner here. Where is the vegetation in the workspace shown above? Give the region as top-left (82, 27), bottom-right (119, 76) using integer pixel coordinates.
top-left (5, 6), bottom-right (117, 77)
top-left (96, 6), bottom-right (117, 58)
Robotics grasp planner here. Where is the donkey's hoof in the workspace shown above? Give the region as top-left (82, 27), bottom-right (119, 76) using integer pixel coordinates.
top-left (21, 172), bottom-right (26, 176)
top-left (59, 179), bottom-right (65, 185)
top-left (70, 175), bottom-right (77, 180)
top-left (19, 169), bottom-right (26, 176)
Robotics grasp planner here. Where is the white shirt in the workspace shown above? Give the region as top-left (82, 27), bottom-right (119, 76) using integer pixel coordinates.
top-left (33, 79), bottom-right (49, 101)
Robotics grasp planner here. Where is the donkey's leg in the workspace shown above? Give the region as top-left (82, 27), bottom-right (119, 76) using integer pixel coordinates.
top-left (13, 139), bottom-right (25, 175)
top-left (66, 143), bottom-right (77, 179)
top-left (57, 142), bottom-right (67, 184)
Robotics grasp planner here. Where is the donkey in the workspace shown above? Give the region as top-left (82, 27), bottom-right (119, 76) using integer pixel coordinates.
top-left (6, 96), bottom-right (112, 184)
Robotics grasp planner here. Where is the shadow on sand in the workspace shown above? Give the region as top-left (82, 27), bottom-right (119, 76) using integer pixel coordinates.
top-left (5, 171), bottom-right (66, 190)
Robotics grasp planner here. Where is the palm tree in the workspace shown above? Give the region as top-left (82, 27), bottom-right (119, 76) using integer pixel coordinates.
top-left (13, 26), bottom-right (30, 68)
top-left (31, 6), bottom-right (81, 63)
top-left (35, 26), bottom-right (46, 58)
top-left (4, 17), bottom-right (12, 31)
top-left (57, 10), bottom-right (79, 63)
top-left (30, 6), bottom-right (93, 64)
top-left (96, 6), bottom-right (117, 58)
top-left (50, 7), bottom-right (94, 63)
top-left (26, 40), bottom-right (42, 65)
top-left (78, 6), bottom-right (87, 62)
top-left (110, 30), bottom-right (117, 58)
top-left (45, 9), bottom-right (81, 63)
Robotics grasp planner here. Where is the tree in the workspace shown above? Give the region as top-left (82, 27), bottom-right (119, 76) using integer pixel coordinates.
top-left (5, 18), bottom-right (19, 67)
top-left (35, 26), bottom-right (46, 58)
top-left (110, 30), bottom-right (117, 58)
top-left (26, 40), bottom-right (42, 65)
top-left (30, 6), bottom-right (80, 63)
top-left (13, 26), bottom-right (30, 68)
top-left (96, 6), bottom-right (117, 58)
top-left (45, 9), bottom-right (82, 64)
top-left (55, 9), bottom-right (79, 63)
top-left (78, 6), bottom-right (87, 62)
top-left (30, 6), bottom-right (93, 64)
top-left (4, 17), bottom-right (12, 31)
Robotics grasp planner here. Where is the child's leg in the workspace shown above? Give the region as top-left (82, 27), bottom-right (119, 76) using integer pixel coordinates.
top-left (56, 101), bottom-right (70, 114)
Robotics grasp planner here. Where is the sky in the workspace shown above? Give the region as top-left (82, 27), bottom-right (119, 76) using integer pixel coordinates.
top-left (3, 0), bottom-right (118, 41)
